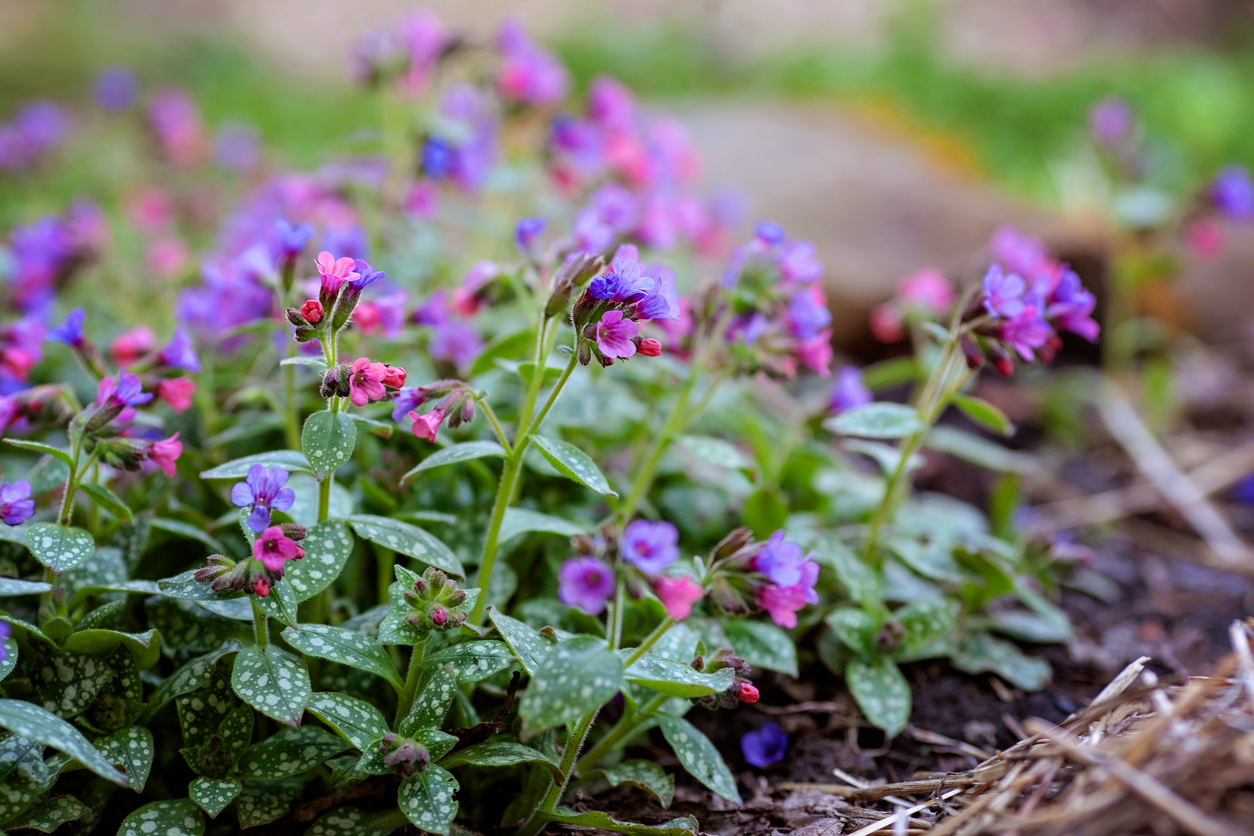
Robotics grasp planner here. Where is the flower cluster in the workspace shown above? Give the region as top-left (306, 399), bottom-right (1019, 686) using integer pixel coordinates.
top-left (703, 528), bottom-right (820, 629)
top-left (400, 567), bottom-right (471, 634)
top-left (231, 465), bottom-right (297, 533)
top-left (571, 246), bottom-right (675, 366)
top-left (692, 647), bottom-right (758, 710)
top-left (195, 523), bottom-right (307, 598)
top-left (392, 379), bottom-right (479, 442)
top-left (0, 101), bottom-right (70, 173)
top-left (2, 205), bottom-right (102, 315)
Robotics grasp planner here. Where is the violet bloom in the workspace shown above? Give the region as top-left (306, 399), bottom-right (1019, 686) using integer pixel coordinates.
top-left (97, 373), bottom-right (152, 408)
top-left (1233, 474), bottom-right (1254, 504)
top-left (787, 288), bottom-right (832, 341)
top-left (989, 225), bottom-right (1051, 279)
top-left (557, 556), bottom-right (615, 615)
top-left (830, 366), bottom-right (872, 414)
top-left (596, 310), bottom-right (638, 360)
top-left (515, 217), bottom-right (546, 252)
top-left (429, 320), bottom-right (483, 370)
top-left (588, 258), bottom-right (653, 304)
top-left (159, 327), bottom-right (200, 372)
top-left (755, 221), bottom-right (786, 245)
top-left (496, 18), bottom-right (569, 106)
top-left (95, 67), bottom-right (140, 111)
top-left (15, 102), bottom-right (70, 152)
top-left (275, 218), bottom-right (314, 260)
top-left (391, 387), bottom-right (424, 422)
top-left (588, 75), bottom-right (636, 128)
top-left (0, 621), bottom-right (9, 663)
top-left (0, 481), bottom-right (34, 526)
top-left (48, 308), bottom-right (86, 348)
top-left (1000, 307), bottom-right (1052, 361)
top-left (1046, 269), bottom-right (1100, 342)
top-left (350, 259), bottom-right (385, 293)
top-left (231, 464), bottom-right (296, 533)
top-left (982, 264), bottom-right (1026, 319)
top-left (742, 722), bottom-right (788, 768)
top-left (753, 530), bottom-right (815, 588)
top-left (635, 276), bottom-right (680, 321)
top-left (778, 240), bottom-right (823, 284)
top-left (421, 137), bottom-right (456, 180)
top-left (1089, 97), bottom-right (1133, 148)
top-left (621, 519), bottom-right (680, 575)
top-left (1211, 166), bottom-right (1254, 222)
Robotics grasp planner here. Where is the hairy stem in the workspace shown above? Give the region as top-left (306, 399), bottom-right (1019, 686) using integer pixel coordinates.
top-left (623, 617), bottom-right (676, 668)
top-left (517, 708), bottom-right (601, 836)
top-left (395, 638), bottom-right (429, 725)
top-left (576, 692), bottom-right (668, 773)
top-left (251, 598), bottom-right (269, 648)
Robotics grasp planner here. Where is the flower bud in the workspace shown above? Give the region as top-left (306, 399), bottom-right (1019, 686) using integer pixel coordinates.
top-left (278, 523), bottom-right (307, 542)
top-left (253, 576), bottom-right (271, 597)
top-left (430, 607), bottom-right (448, 627)
top-left (960, 335), bottom-right (984, 370)
top-left (321, 364), bottom-right (352, 399)
top-left (96, 437), bottom-right (149, 472)
top-left (381, 365), bottom-right (406, 388)
top-left (712, 527), bottom-right (755, 562)
top-left (988, 344), bottom-right (1015, 377)
top-left (300, 300), bottom-right (324, 324)
top-left (194, 554), bottom-right (236, 584)
top-left (737, 683), bottom-right (760, 703)
top-left (637, 338), bottom-right (662, 357)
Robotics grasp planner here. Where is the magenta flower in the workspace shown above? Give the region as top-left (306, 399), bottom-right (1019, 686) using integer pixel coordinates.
top-left (897, 268), bottom-right (955, 314)
top-left (110, 326), bottom-right (156, 367)
top-left (1000, 307), bottom-right (1053, 361)
top-left (315, 251), bottom-right (360, 296)
top-left (989, 226), bottom-right (1051, 279)
top-left (231, 465), bottom-right (296, 533)
top-left (97, 373), bottom-right (153, 408)
top-left (621, 519), bottom-right (680, 575)
top-left (654, 575), bottom-right (703, 621)
top-left (595, 310), bottom-right (638, 360)
top-left (558, 557), bottom-right (615, 615)
top-left (0, 481), bottom-right (34, 526)
top-left (981, 264), bottom-right (1026, 320)
top-left (348, 357), bottom-right (388, 407)
top-left (778, 240), bottom-right (823, 284)
top-left (742, 723), bottom-right (788, 768)
top-left (495, 19), bottom-right (569, 106)
top-left (830, 366), bottom-right (872, 414)
top-left (148, 432), bottom-right (182, 477)
top-left (1089, 98), bottom-right (1133, 148)
top-left (253, 526), bottom-right (305, 573)
top-left (409, 407), bottom-right (447, 442)
top-left (1046, 269), bottom-right (1100, 342)
top-left (758, 580), bottom-right (815, 630)
top-left (156, 378), bottom-right (196, 413)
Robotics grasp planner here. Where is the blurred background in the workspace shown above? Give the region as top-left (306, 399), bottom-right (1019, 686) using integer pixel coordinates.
top-left (4, 0), bottom-right (1254, 348)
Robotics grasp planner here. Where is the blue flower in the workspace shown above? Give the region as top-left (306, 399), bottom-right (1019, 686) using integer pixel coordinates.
top-left (350, 259), bottom-right (386, 293)
top-left (48, 308), bottom-right (86, 347)
top-left (159, 327), bottom-right (201, 372)
top-left (621, 519), bottom-right (680, 575)
top-left (231, 464), bottom-right (296, 533)
top-left (275, 218), bottom-right (314, 259)
top-left (422, 137), bottom-right (456, 180)
top-left (515, 217), bottom-right (546, 252)
top-left (742, 722), bottom-right (787, 767)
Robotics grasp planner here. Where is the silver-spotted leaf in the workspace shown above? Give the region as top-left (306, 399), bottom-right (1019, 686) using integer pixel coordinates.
top-left (306, 691), bottom-right (390, 751)
top-left (145, 641), bottom-right (243, 716)
top-left (592, 760), bottom-right (675, 808)
top-left (419, 640), bottom-right (515, 683)
top-left (97, 726), bottom-right (154, 792)
top-left (545, 808), bottom-right (698, 836)
top-left (0, 699), bottom-right (128, 786)
top-left (236, 778), bottom-right (303, 828)
top-left (238, 726), bottom-right (347, 780)
top-left (230, 644), bottom-right (310, 727)
top-left (529, 435), bottom-right (617, 497)
top-left (722, 619), bottom-right (798, 677)
top-left (282, 624), bottom-right (403, 690)
top-left (486, 607), bottom-right (548, 676)
top-left (823, 402), bottom-right (925, 439)
top-left (284, 520), bottom-right (355, 602)
top-left (657, 716), bottom-right (740, 803)
top-left (302, 411), bottom-right (357, 481)
top-left (398, 765), bottom-right (459, 835)
top-left (0, 578), bottom-right (51, 597)
top-left (347, 515), bottom-right (463, 577)
top-left (118, 799), bottom-right (204, 836)
top-left (189, 776), bottom-right (241, 818)
top-left (624, 653), bottom-right (734, 698)
top-left (399, 662), bottom-right (458, 735)
top-left (306, 806), bottom-right (406, 836)
top-left (846, 656), bottom-right (911, 737)
top-left (24, 523), bottom-right (95, 573)
top-left (4, 793), bottom-right (90, 832)
top-left (519, 636), bottom-right (622, 734)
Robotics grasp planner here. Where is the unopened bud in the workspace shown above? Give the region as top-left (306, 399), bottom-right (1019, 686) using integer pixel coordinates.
top-left (737, 682), bottom-right (760, 703)
top-left (253, 577), bottom-right (271, 597)
top-left (430, 607), bottom-right (448, 627)
top-left (381, 365), bottom-right (406, 388)
top-left (279, 523), bottom-right (307, 542)
top-left (960, 335), bottom-right (984, 370)
top-left (637, 338), bottom-right (662, 357)
top-left (301, 300), bottom-right (324, 324)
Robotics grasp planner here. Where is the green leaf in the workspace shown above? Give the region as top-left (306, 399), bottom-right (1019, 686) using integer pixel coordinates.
top-left (2, 438), bottom-right (74, 467)
top-left (861, 356), bottom-right (920, 389)
top-left (283, 519), bottom-right (355, 601)
top-left (624, 653), bottom-right (735, 698)
top-left (0, 631), bottom-right (17, 682)
top-left (398, 765), bottom-right (459, 835)
top-left (145, 641), bottom-right (243, 716)
top-left (279, 356), bottom-right (328, 369)
top-left (306, 692), bottom-right (390, 750)
top-left (0, 699), bottom-right (128, 786)
top-left (895, 598), bottom-right (960, 652)
top-left (399, 662), bottom-right (458, 735)
top-left (950, 393), bottom-right (1015, 436)
top-left (498, 507), bottom-right (587, 544)
top-left (544, 808), bottom-right (697, 836)
top-left (723, 620), bottom-right (799, 677)
top-left (118, 799), bottom-right (204, 836)
top-left (282, 624), bottom-right (403, 690)
top-left (236, 778), bottom-right (303, 828)
top-left (590, 760), bottom-right (675, 807)
top-left (238, 726), bottom-right (347, 780)
top-left (657, 716), bottom-right (740, 804)
top-left (823, 403), bottom-right (925, 439)
top-left (674, 435), bottom-right (752, 471)
top-left (306, 807), bottom-right (407, 836)
top-left (199, 450), bottom-right (314, 479)
top-left (189, 777), bottom-right (241, 818)
top-left (97, 726), bottom-right (155, 793)
top-left (414, 728), bottom-right (458, 762)
top-left (4, 794), bottom-right (90, 832)
top-left (348, 515), bottom-right (463, 577)
top-left (77, 481), bottom-right (134, 522)
top-left (826, 608), bottom-right (877, 656)
top-left (846, 657), bottom-right (911, 737)
top-left (486, 607), bottom-right (548, 676)
top-left (529, 435), bottom-right (618, 497)
top-left (157, 569), bottom-right (241, 603)
top-left (24, 523), bottom-right (95, 573)
top-left (253, 579), bottom-right (300, 627)
top-left (440, 740), bottom-right (563, 784)
top-left (951, 633), bottom-right (1051, 690)
top-left (401, 441), bottom-right (506, 484)
top-left (349, 414), bottom-right (394, 438)
top-left (519, 636), bottom-right (622, 734)
top-left (419, 640), bottom-right (516, 683)
top-left (63, 628), bottom-right (161, 670)
top-left (149, 517), bottom-right (228, 555)
top-left (742, 487), bottom-right (788, 540)
top-left (0, 578), bottom-right (51, 597)
top-left (0, 734), bottom-right (46, 823)
top-left (925, 426), bottom-right (1039, 475)
top-left (30, 650), bottom-right (113, 717)
top-left (230, 644), bottom-right (311, 727)
top-left (303, 410), bottom-right (358, 481)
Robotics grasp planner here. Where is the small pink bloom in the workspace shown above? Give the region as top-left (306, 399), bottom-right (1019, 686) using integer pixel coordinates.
top-left (156, 377), bottom-right (195, 413)
top-left (353, 302), bottom-right (382, 334)
top-left (409, 407), bottom-right (446, 442)
top-left (738, 682), bottom-right (760, 703)
top-left (404, 181), bottom-right (439, 219)
top-left (870, 303), bottom-right (905, 344)
top-left (638, 337), bottom-right (662, 357)
top-left (147, 237), bottom-right (189, 279)
top-left (595, 310), bottom-right (638, 359)
top-left (898, 268), bottom-right (955, 314)
top-left (348, 357), bottom-right (387, 407)
top-left (381, 365), bottom-right (406, 388)
top-left (148, 432), bottom-right (182, 477)
top-left (758, 583), bottom-right (811, 629)
top-left (431, 607), bottom-right (448, 626)
top-left (253, 577), bottom-right (271, 597)
top-left (315, 251), bottom-right (359, 295)
top-left (300, 300), bottom-right (323, 324)
top-left (796, 331), bottom-right (833, 377)
top-left (1186, 219), bottom-right (1225, 261)
top-left (654, 576), bottom-right (703, 621)
top-left (253, 525), bottom-right (305, 573)
top-left (0, 349), bottom-right (37, 381)
top-left (110, 326), bottom-right (156, 366)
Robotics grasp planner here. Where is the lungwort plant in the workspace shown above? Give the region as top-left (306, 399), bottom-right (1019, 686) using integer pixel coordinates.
top-left (0, 8), bottom-right (1102, 836)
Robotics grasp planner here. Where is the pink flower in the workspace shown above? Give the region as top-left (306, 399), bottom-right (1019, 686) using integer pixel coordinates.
top-left (147, 237), bottom-right (189, 279)
top-left (148, 432), bottom-right (182, 476)
top-left (1186, 219), bottom-right (1225, 261)
top-left (109, 325), bottom-right (155, 366)
top-left (595, 310), bottom-right (638, 359)
top-left (409, 407), bottom-right (446, 442)
top-left (300, 300), bottom-right (323, 323)
top-left (898, 268), bottom-right (955, 314)
top-left (156, 377), bottom-right (195, 413)
top-left (738, 683), bottom-right (760, 703)
top-left (638, 338), bottom-right (662, 357)
top-left (353, 302), bottom-right (382, 334)
top-left (654, 576), bottom-right (703, 620)
top-left (796, 331), bottom-right (833, 377)
top-left (380, 365), bottom-right (406, 388)
top-left (869, 303), bottom-right (905, 343)
top-left (253, 577), bottom-right (271, 597)
top-left (758, 583), bottom-right (811, 629)
top-left (348, 357), bottom-right (387, 407)
top-left (253, 525), bottom-right (305, 573)
top-left (315, 251), bottom-right (359, 296)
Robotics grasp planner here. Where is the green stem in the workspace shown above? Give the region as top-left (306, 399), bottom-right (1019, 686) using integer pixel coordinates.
top-left (516, 317), bottom-right (550, 431)
top-left (55, 434), bottom-right (86, 526)
top-left (251, 598), bottom-right (269, 648)
top-left (523, 350), bottom-right (579, 438)
top-left (479, 398), bottom-right (512, 454)
top-left (576, 692), bottom-right (668, 773)
top-left (317, 474), bottom-right (332, 524)
top-left (518, 709), bottom-right (601, 836)
top-left (395, 638), bottom-right (429, 724)
top-left (623, 617), bottom-right (675, 668)
top-left (608, 578), bottom-right (625, 651)
top-left (617, 373), bottom-right (697, 522)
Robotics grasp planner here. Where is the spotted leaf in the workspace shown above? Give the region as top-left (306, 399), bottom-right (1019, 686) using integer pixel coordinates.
top-left (253, 579), bottom-right (300, 627)
top-left (30, 649), bottom-right (112, 718)
top-left (723, 619), bottom-right (798, 677)
top-left (591, 760), bottom-right (675, 808)
top-left (3, 793), bottom-right (90, 832)
top-left (237, 778), bottom-right (303, 828)
top-left (348, 515), bottom-right (463, 577)
top-left (544, 808), bottom-right (698, 836)
top-left (519, 636), bottom-right (622, 735)
top-left (306, 806), bottom-right (406, 836)
top-left (0, 578), bottom-right (50, 597)
top-left (657, 716), bottom-right (740, 804)
top-left (306, 691), bottom-right (389, 750)
top-left (400, 441), bottom-right (506, 484)
top-left (302, 410), bottom-right (357, 481)
top-left (284, 520), bottom-right (355, 602)
top-left (282, 624), bottom-right (403, 691)
top-left (399, 662), bottom-right (458, 735)
top-left (398, 764), bottom-right (459, 835)
top-left (63, 627), bottom-right (162, 670)
top-left (24, 523), bottom-right (95, 574)
top-left (486, 607), bottom-right (548, 676)
top-left (0, 699), bottom-right (128, 786)
top-left (624, 653), bottom-right (735, 698)
top-left (238, 726), bottom-right (347, 780)
top-left (0, 735), bottom-right (46, 822)
top-left (439, 740), bottom-right (563, 785)
top-left (97, 726), bottom-right (154, 793)
top-left (145, 641), bottom-right (243, 717)
top-left (118, 799), bottom-right (204, 836)
top-left (200, 450), bottom-right (314, 479)
top-left (419, 640), bottom-right (516, 683)
top-left (529, 435), bottom-right (617, 497)
top-left (231, 644), bottom-right (310, 728)
top-left (189, 776), bottom-right (241, 818)
top-left (845, 656), bottom-right (911, 737)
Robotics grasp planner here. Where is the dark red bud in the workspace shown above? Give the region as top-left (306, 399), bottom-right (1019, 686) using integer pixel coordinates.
top-left (738, 682), bottom-right (760, 703)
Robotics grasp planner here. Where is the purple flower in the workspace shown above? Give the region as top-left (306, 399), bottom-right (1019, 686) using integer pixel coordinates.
top-left (429, 320), bottom-right (483, 370)
top-left (0, 620), bottom-right (10, 663)
top-left (391, 387), bottom-right (425, 422)
top-left (231, 464), bottom-right (296, 533)
top-left (595, 310), bottom-right (638, 360)
top-left (989, 226), bottom-right (1050, 279)
top-left (786, 289), bottom-right (832, 340)
top-left (635, 276), bottom-right (680, 321)
top-left (588, 258), bottom-right (653, 304)
top-left (48, 308), bottom-right (86, 348)
top-left (557, 556), bottom-right (615, 615)
top-left (742, 722), bottom-right (788, 768)
top-left (1000, 307), bottom-right (1052, 361)
top-left (755, 221), bottom-right (786, 245)
top-left (1045, 269), bottom-right (1100, 342)
top-left (752, 530), bottom-right (815, 588)
top-left (0, 481), bottom-right (34, 526)
top-left (95, 67), bottom-right (140, 111)
top-left (981, 264), bottom-right (1027, 320)
top-left (350, 259), bottom-right (385, 293)
top-left (275, 218), bottom-right (314, 259)
top-left (515, 217), bottom-right (546, 252)
top-left (830, 366), bottom-right (872, 414)
top-left (1233, 474), bottom-right (1254, 504)
top-left (1089, 97), bottom-right (1133, 148)
top-left (621, 520), bottom-right (680, 575)
top-left (778, 240), bottom-right (823, 284)
top-left (97, 373), bottom-right (152, 408)
top-left (421, 137), bottom-right (456, 180)
top-left (496, 18), bottom-right (569, 107)
top-left (1211, 166), bottom-right (1254, 222)
top-left (159, 327), bottom-right (201, 372)
top-left (15, 102), bottom-right (70, 152)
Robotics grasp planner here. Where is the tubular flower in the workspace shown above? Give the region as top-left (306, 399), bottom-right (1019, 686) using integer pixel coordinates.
top-left (557, 556), bottom-right (615, 615)
top-left (0, 481), bottom-right (34, 526)
top-left (231, 465), bottom-right (296, 533)
top-left (253, 526), bottom-right (305, 572)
